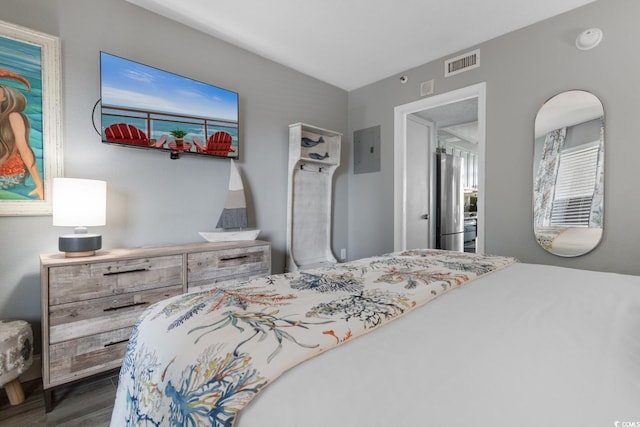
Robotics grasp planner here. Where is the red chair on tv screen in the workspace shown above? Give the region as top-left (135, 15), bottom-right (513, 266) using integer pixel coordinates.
top-left (192, 131), bottom-right (236, 157)
top-left (104, 123), bottom-right (168, 148)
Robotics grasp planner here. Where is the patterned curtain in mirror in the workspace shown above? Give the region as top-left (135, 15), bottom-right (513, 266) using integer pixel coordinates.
top-left (589, 120), bottom-right (604, 227)
top-left (533, 127), bottom-right (566, 227)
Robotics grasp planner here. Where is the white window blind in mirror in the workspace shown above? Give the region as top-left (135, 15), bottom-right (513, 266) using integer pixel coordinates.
top-left (550, 141), bottom-right (600, 227)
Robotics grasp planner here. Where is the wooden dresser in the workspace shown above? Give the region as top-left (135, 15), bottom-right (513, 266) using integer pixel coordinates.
top-left (40, 240), bottom-right (270, 411)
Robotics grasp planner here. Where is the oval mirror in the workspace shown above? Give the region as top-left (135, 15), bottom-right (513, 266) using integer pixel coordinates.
top-left (533, 90), bottom-right (604, 257)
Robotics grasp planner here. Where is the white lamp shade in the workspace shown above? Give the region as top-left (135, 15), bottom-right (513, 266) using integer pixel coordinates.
top-left (52, 178), bottom-right (107, 227)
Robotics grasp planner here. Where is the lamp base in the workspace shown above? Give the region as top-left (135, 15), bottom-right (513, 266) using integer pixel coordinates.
top-left (63, 250), bottom-right (97, 258)
top-left (59, 234), bottom-right (102, 257)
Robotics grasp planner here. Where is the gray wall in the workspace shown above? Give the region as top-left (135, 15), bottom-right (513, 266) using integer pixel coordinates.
top-left (0, 0), bottom-right (348, 346)
top-left (348, 0), bottom-right (640, 274)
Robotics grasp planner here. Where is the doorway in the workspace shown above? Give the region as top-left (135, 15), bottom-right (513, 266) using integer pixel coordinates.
top-left (393, 82), bottom-right (486, 253)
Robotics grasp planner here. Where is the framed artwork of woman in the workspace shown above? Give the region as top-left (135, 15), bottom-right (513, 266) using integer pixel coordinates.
top-left (0, 19), bottom-right (62, 216)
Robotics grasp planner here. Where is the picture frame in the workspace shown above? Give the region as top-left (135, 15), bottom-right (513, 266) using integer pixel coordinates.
top-left (0, 19), bottom-right (62, 216)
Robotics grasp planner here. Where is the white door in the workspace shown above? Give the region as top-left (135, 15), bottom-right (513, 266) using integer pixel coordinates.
top-left (405, 115), bottom-right (432, 249)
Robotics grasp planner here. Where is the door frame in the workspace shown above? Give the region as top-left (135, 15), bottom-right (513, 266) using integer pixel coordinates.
top-left (393, 82), bottom-right (486, 253)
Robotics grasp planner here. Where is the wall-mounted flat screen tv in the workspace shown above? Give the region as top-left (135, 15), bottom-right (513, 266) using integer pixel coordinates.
top-left (100, 51), bottom-right (239, 159)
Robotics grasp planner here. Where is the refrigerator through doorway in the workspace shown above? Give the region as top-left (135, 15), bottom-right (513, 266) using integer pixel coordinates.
top-left (435, 152), bottom-right (464, 251)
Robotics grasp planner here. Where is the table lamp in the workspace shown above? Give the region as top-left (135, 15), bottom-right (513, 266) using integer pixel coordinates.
top-left (52, 178), bottom-right (107, 257)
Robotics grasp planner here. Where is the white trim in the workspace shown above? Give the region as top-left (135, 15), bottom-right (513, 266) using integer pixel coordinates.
top-left (394, 82), bottom-right (486, 253)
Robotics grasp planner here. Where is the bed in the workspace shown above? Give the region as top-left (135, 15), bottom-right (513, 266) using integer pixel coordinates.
top-left (110, 249), bottom-right (640, 426)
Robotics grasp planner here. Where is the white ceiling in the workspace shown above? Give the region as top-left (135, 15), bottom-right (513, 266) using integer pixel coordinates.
top-left (413, 98), bottom-right (478, 128)
top-left (413, 98), bottom-right (479, 145)
top-left (127, 0), bottom-right (596, 91)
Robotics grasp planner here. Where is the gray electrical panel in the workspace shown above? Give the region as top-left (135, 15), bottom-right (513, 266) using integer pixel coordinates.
top-left (354, 125), bottom-right (381, 174)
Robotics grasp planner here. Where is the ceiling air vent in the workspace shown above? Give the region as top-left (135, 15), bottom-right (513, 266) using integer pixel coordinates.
top-left (444, 49), bottom-right (480, 77)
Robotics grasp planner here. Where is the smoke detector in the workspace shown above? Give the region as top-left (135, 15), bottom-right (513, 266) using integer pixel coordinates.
top-left (575, 28), bottom-right (603, 50)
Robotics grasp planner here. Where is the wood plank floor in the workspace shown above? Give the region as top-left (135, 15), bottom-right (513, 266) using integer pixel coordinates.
top-left (0, 372), bottom-right (117, 427)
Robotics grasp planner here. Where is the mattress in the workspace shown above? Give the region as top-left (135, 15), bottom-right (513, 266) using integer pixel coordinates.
top-left (236, 263), bottom-right (640, 427)
top-left (111, 253), bottom-right (640, 426)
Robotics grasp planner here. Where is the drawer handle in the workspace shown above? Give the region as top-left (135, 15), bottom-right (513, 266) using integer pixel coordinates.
top-left (220, 255), bottom-right (249, 262)
top-left (103, 268), bottom-right (148, 276)
top-left (104, 301), bottom-right (149, 312)
top-left (104, 339), bottom-right (129, 348)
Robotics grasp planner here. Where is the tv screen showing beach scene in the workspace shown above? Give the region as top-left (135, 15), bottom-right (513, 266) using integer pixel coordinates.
top-left (100, 52), bottom-right (239, 159)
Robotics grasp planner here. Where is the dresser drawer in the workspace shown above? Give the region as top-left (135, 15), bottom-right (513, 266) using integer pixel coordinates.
top-left (49, 326), bottom-right (132, 385)
top-left (187, 244), bottom-right (270, 290)
top-left (48, 255), bottom-right (183, 305)
top-left (48, 285), bottom-right (182, 344)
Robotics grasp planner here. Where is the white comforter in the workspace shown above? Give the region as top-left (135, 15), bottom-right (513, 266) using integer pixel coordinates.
top-left (111, 250), bottom-right (516, 426)
top-left (236, 263), bottom-right (640, 427)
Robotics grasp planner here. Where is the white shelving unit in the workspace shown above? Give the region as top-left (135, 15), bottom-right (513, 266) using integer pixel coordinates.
top-left (286, 123), bottom-right (342, 271)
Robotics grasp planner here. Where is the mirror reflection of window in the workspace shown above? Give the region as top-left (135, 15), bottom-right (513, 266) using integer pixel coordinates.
top-left (533, 90), bottom-right (604, 257)
top-left (551, 140), bottom-right (599, 227)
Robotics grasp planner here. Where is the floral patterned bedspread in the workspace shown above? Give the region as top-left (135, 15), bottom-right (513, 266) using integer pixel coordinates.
top-left (110, 249), bottom-right (517, 426)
